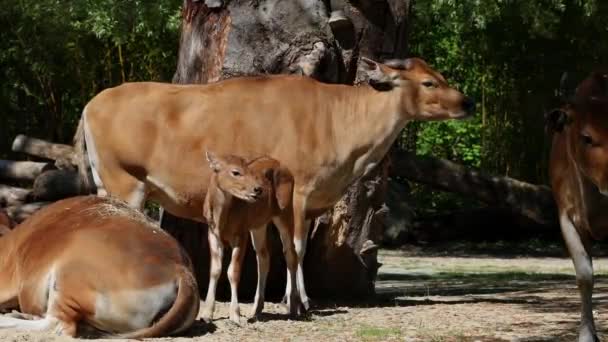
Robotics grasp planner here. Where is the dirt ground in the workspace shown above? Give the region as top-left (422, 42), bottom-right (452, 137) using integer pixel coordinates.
top-left (2, 242), bottom-right (607, 342)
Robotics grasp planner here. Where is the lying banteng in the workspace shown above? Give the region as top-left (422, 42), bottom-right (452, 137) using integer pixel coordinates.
top-left (547, 70), bottom-right (608, 342)
top-left (0, 196), bottom-right (200, 338)
top-left (202, 152), bottom-right (294, 324)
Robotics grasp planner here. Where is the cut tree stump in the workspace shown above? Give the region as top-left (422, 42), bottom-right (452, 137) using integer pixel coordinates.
top-left (0, 160), bottom-right (53, 182)
top-left (12, 134), bottom-right (76, 167)
top-left (0, 185), bottom-right (32, 206)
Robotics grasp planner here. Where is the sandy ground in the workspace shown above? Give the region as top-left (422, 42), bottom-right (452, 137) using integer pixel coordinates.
top-left (1, 247), bottom-right (607, 342)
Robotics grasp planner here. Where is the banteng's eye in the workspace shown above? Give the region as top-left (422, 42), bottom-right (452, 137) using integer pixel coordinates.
top-left (422, 80), bottom-right (436, 88)
top-left (231, 170), bottom-right (242, 177)
top-left (581, 133), bottom-right (594, 146)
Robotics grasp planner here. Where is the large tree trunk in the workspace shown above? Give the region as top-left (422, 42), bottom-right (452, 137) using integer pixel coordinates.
top-left (161, 0), bottom-right (411, 300)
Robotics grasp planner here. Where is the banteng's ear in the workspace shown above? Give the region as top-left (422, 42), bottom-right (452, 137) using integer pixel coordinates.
top-left (545, 108), bottom-right (571, 133)
top-left (559, 71), bottom-right (579, 104)
top-left (205, 151), bottom-right (222, 172)
top-left (273, 166), bottom-right (294, 211)
top-left (383, 59), bottom-right (413, 70)
top-left (360, 57), bottom-right (401, 90)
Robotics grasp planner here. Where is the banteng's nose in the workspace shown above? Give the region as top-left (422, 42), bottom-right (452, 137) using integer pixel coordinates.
top-left (463, 97), bottom-right (475, 114)
top-left (253, 186), bottom-right (263, 196)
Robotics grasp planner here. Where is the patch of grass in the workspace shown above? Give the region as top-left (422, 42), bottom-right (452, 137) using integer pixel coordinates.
top-left (356, 325), bottom-right (401, 341)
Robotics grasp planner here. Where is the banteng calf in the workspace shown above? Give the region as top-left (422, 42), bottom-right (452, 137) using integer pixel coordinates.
top-left (202, 152), bottom-right (294, 324)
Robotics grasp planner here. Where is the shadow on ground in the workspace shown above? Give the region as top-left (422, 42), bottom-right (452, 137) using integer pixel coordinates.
top-left (307, 267), bottom-right (608, 341)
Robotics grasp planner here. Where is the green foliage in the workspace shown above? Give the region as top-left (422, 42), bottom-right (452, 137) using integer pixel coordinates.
top-left (416, 120), bottom-right (482, 167)
top-left (0, 0), bottom-right (181, 158)
top-left (406, 0), bottom-right (608, 211)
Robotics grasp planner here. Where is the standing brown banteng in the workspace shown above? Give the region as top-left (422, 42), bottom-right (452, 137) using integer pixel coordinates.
top-left (73, 57), bottom-right (475, 315)
top-left (547, 70), bottom-right (608, 342)
top-left (0, 196), bottom-right (199, 338)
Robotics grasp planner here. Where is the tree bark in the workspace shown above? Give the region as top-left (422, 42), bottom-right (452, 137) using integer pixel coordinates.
top-left (163, 0), bottom-right (410, 300)
top-left (12, 134), bottom-right (76, 167)
top-left (389, 149), bottom-right (558, 226)
top-left (0, 160), bottom-right (53, 182)
top-left (306, 156), bottom-right (390, 297)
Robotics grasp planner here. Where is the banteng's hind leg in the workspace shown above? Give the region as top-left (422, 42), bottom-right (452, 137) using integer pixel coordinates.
top-left (560, 214), bottom-right (599, 342)
top-left (96, 166), bottom-right (147, 210)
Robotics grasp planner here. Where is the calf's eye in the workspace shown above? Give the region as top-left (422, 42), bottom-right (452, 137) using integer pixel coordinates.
top-left (231, 170), bottom-right (242, 177)
top-left (581, 134), bottom-right (594, 146)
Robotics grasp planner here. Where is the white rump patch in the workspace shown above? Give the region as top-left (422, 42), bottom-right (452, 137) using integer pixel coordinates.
top-left (94, 281), bottom-right (177, 332)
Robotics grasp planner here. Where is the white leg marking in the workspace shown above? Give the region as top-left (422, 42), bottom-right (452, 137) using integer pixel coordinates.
top-left (202, 229), bottom-right (223, 322)
top-left (560, 214), bottom-right (597, 342)
top-left (249, 226), bottom-right (269, 318)
top-left (273, 217), bottom-right (300, 316)
top-left (227, 240), bottom-right (244, 325)
top-left (294, 226), bottom-right (310, 307)
top-left (83, 111), bottom-right (107, 197)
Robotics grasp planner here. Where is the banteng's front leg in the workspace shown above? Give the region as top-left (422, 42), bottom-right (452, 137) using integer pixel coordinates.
top-left (291, 194), bottom-right (310, 312)
top-left (227, 234), bottom-right (247, 325)
top-left (249, 225), bottom-right (270, 319)
top-left (560, 214), bottom-right (598, 342)
top-left (273, 213), bottom-right (302, 317)
top-left (202, 228), bottom-right (223, 323)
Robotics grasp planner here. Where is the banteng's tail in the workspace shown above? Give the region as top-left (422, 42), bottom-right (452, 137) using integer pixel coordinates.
top-left (73, 112), bottom-right (92, 192)
top-left (111, 268), bottom-right (200, 339)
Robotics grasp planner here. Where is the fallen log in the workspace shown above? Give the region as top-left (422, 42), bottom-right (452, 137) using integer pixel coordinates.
top-left (0, 185), bottom-right (31, 206)
top-left (0, 160), bottom-right (53, 182)
top-left (12, 134), bottom-right (76, 166)
top-left (390, 149), bottom-right (557, 226)
top-left (31, 169), bottom-right (87, 201)
top-left (6, 202), bottom-right (49, 223)
top-left (384, 207), bottom-right (559, 246)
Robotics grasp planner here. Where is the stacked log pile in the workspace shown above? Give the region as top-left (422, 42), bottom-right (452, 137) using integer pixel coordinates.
top-left (0, 134), bottom-right (89, 224)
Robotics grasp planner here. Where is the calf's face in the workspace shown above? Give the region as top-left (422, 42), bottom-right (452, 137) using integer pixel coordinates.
top-left (206, 152), bottom-right (266, 202)
top-left (205, 152), bottom-right (295, 210)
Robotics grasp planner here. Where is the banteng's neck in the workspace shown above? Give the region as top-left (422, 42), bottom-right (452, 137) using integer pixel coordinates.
top-left (330, 84), bottom-right (410, 178)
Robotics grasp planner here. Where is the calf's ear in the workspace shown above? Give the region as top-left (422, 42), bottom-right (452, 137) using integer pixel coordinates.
top-left (205, 151), bottom-right (222, 172)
